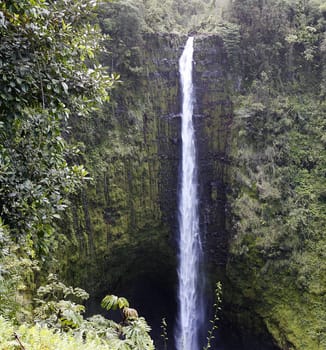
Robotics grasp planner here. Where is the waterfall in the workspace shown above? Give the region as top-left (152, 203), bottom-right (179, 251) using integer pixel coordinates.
top-left (175, 37), bottom-right (204, 350)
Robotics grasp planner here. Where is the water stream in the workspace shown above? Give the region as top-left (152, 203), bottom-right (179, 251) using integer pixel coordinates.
top-left (175, 37), bottom-right (204, 350)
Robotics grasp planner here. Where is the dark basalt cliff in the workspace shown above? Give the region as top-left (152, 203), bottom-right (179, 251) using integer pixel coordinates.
top-left (61, 33), bottom-right (182, 347)
top-left (194, 35), bottom-right (232, 267)
top-left (61, 25), bottom-right (326, 350)
top-left (62, 33), bottom-right (237, 348)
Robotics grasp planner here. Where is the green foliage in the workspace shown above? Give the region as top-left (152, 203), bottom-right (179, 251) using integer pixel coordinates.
top-left (0, 218), bottom-right (37, 321)
top-left (121, 317), bottom-right (154, 350)
top-left (160, 318), bottom-right (168, 350)
top-left (224, 5), bottom-right (325, 347)
top-left (228, 0), bottom-right (325, 86)
top-left (34, 274), bottom-right (89, 329)
top-left (79, 315), bottom-right (155, 350)
top-left (0, 0), bottom-right (115, 262)
top-left (215, 21), bottom-right (241, 70)
top-left (101, 294), bottom-right (129, 311)
top-left (0, 316), bottom-right (116, 350)
top-left (203, 282), bottom-right (222, 350)
top-left (100, 0), bottom-right (231, 35)
top-left (144, 0), bottom-right (231, 34)
top-left (28, 278), bottom-right (155, 349)
top-left (229, 90), bottom-right (326, 348)
top-left (285, 0), bottom-right (325, 62)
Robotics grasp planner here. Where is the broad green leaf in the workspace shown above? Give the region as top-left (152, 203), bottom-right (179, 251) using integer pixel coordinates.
top-left (61, 81), bottom-right (68, 94)
top-left (101, 294), bottom-right (119, 311)
top-left (117, 297), bottom-right (129, 309)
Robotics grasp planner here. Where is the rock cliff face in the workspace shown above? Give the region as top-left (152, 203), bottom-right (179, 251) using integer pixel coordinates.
top-left (62, 25), bottom-right (325, 350)
top-left (194, 35), bottom-right (232, 268)
top-left (62, 33), bottom-right (238, 348)
top-left (62, 33), bottom-right (182, 345)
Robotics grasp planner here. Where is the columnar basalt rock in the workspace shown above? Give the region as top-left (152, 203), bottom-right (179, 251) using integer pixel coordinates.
top-left (62, 33), bottom-right (236, 348)
top-left (62, 30), bottom-right (325, 350)
top-left (193, 35), bottom-right (233, 268)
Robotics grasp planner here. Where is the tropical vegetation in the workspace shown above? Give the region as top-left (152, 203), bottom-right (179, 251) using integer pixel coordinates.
top-left (0, 0), bottom-right (325, 349)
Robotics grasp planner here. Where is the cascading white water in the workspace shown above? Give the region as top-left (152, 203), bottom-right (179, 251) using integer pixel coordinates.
top-left (175, 37), bottom-right (204, 350)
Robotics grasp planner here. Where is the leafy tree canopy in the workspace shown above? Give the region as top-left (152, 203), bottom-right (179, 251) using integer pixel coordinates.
top-left (0, 0), bottom-right (116, 261)
top-left (100, 0), bottom-right (231, 35)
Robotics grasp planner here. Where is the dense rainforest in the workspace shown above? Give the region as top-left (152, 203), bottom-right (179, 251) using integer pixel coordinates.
top-left (0, 0), bottom-right (325, 349)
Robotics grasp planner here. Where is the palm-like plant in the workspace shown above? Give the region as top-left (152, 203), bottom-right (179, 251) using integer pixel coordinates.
top-left (100, 294), bottom-right (155, 350)
top-left (101, 295), bottom-right (130, 311)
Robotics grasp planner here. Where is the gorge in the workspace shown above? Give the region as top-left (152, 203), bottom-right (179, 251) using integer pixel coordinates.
top-left (62, 1), bottom-right (326, 348)
top-left (65, 32), bottom-right (234, 349)
top-left (0, 1), bottom-right (325, 350)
